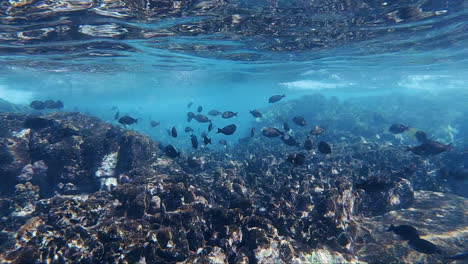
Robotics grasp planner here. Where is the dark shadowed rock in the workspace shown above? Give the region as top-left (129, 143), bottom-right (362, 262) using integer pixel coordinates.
top-left (0, 112), bottom-right (157, 197)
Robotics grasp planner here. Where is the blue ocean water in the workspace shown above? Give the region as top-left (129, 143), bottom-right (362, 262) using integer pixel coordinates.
top-left (1, 4), bottom-right (467, 145)
top-left (1, 1), bottom-right (467, 112)
top-left (1, 0), bottom-right (468, 263)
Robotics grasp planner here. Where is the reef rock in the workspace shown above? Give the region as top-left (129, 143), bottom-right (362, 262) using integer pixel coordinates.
top-left (0, 112), bottom-right (157, 197)
top-left (0, 110), bottom-right (465, 264)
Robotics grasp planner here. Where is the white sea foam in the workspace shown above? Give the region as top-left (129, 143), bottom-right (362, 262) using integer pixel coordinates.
top-left (280, 80), bottom-right (353, 90)
top-left (398, 74), bottom-right (466, 90)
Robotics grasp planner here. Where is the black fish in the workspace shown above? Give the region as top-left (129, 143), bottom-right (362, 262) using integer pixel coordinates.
top-left (262, 127), bottom-right (283, 137)
top-left (150, 121), bottom-right (160, 127)
top-left (222, 111), bottom-right (238, 119)
top-left (187, 102), bottom-right (193, 108)
top-left (208, 110), bottom-right (221, 116)
top-left (208, 122), bottom-right (214, 132)
top-left (54, 100), bottom-right (64, 109)
top-left (44, 100), bottom-right (64, 109)
top-left (304, 137), bottom-right (314, 150)
top-left (165, 144), bottom-right (180, 158)
top-left (408, 238), bottom-right (442, 254)
top-left (166, 129), bottom-right (171, 136)
top-left (194, 114), bottom-right (210, 123)
top-left (191, 135), bottom-right (198, 149)
top-left (387, 224), bottom-right (420, 240)
top-left (311, 125), bottom-right (325, 135)
top-left (203, 135), bottom-right (212, 145)
top-left (157, 142), bottom-right (165, 151)
top-left (185, 127), bottom-right (193, 133)
top-left (389, 124), bottom-right (409, 134)
top-left (283, 122), bottom-right (290, 132)
top-left (287, 153), bottom-right (306, 166)
top-left (250, 127), bottom-right (255, 137)
top-left (318, 141), bottom-right (331, 154)
top-left (43, 100), bottom-right (56, 109)
top-left (197, 105), bottom-right (203, 112)
top-left (446, 252), bottom-right (468, 261)
top-left (249, 110), bottom-right (262, 118)
top-left (415, 131), bottom-right (427, 143)
top-left (292, 116), bottom-right (307, 126)
top-left (114, 111), bottom-right (120, 120)
top-left (30, 100), bottom-right (45, 110)
top-left (187, 112), bottom-right (195, 122)
top-left (407, 141), bottom-right (451, 156)
top-left (219, 139), bottom-right (227, 145)
top-left (118, 116), bottom-right (138, 125)
top-left (268, 94), bottom-right (285, 103)
top-left (217, 124), bottom-right (237, 135)
top-left (281, 134), bottom-right (300, 147)
top-left (171, 126), bottom-right (177, 138)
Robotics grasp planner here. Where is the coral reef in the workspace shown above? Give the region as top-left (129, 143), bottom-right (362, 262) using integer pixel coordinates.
top-left (0, 112), bottom-right (157, 197)
top-left (0, 95), bottom-right (466, 263)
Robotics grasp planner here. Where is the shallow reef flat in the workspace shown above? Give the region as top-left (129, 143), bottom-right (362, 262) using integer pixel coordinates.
top-left (356, 191), bottom-right (467, 264)
top-left (0, 111), bottom-right (466, 264)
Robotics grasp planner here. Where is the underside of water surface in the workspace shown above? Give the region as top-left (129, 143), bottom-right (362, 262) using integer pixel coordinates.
top-left (0, 0), bottom-right (467, 263)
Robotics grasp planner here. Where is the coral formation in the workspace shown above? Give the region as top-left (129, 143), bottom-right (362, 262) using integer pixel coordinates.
top-left (0, 95), bottom-right (466, 263)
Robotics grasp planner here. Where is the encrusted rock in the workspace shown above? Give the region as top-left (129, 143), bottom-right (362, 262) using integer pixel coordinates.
top-left (0, 112), bottom-right (158, 197)
top-left (0, 102), bottom-right (465, 264)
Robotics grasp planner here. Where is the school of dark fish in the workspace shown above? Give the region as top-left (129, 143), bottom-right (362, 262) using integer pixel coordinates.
top-left (25, 94), bottom-right (461, 262)
top-left (28, 97), bottom-right (453, 166)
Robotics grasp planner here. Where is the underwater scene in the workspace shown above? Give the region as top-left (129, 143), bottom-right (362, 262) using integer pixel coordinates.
top-left (1, 0), bottom-right (468, 263)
